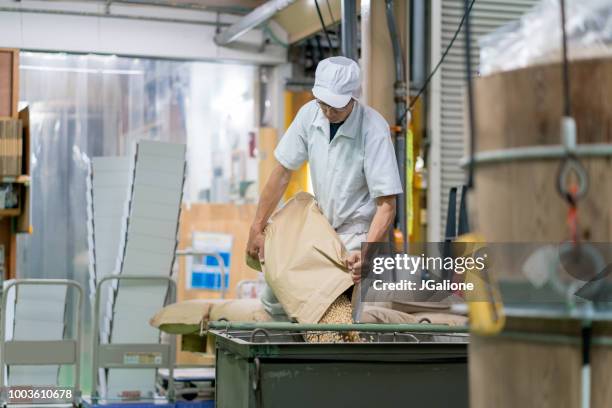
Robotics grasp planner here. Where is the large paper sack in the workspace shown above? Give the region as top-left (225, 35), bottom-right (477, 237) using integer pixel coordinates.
top-left (263, 192), bottom-right (353, 323)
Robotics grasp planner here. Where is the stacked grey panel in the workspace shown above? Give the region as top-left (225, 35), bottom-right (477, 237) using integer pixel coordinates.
top-left (107, 141), bottom-right (185, 399)
top-left (3, 281), bottom-right (67, 386)
top-left (87, 157), bottom-right (134, 313)
top-left (86, 157), bottom-right (135, 396)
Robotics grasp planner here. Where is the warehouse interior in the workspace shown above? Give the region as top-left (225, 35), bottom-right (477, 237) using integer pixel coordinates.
top-left (0, 0), bottom-right (610, 407)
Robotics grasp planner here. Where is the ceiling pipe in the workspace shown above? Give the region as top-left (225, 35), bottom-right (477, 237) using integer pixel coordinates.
top-left (214, 0), bottom-right (295, 46)
top-left (0, 6), bottom-right (228, 26)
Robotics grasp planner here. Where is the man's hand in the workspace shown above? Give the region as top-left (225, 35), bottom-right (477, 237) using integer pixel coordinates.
top-left (247, 225), bottom-right (265, 260)
top-left (347, 251), bottom-right (362, 284)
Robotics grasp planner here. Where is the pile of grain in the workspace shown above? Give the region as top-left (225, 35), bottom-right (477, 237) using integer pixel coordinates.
top-left (305, 294), bottom-right (361, 343)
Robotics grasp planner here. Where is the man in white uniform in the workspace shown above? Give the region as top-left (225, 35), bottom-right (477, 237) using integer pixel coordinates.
top-left (247, 56), bottom-right (402, 316)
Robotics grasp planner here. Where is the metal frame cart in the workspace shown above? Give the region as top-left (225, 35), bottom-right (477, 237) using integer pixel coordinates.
top-left (90, 275), bottom-right (177, 405)
top-left (0, 279), bottom-right (84, 407)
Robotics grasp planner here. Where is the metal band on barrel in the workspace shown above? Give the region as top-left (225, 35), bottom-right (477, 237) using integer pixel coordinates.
top-left (460, 144), bottom-right (612, 167)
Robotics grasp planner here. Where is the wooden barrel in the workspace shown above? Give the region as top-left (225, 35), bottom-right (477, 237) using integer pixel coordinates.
top-left (469, 58), bottom-right (612, 242)
top-left (471, 319), bottom-right (612, 408)
top-left (470, 317), bottom-right (581, 408)
top-left (468, 58), bottom-right (612, 408)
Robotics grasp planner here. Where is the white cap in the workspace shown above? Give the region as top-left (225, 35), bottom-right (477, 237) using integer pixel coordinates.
top-left (312, 56), bottom-right (361, 108)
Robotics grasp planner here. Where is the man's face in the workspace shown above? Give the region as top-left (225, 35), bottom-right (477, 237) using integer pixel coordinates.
top-left (317, 99), bottom-right (354, 123)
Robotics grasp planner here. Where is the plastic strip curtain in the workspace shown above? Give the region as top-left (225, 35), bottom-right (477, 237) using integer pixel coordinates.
top-left (16, 52), bottom-right (257, 391)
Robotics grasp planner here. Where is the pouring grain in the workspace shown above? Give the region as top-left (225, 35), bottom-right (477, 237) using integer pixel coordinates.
top-left (305, 294), bottom-right (360, 343)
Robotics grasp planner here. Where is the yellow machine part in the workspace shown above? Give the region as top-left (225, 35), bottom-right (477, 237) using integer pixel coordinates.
top-left (284, 162), bottom-right (309, 199)
top-left (408, 98), bottom-right (426, 243)
top-left (406, 127), bottom-right (414, 238)
top-left (283, 90), bottom-right (312, 200)
top-left (455, 233), bottom-right (506, 336)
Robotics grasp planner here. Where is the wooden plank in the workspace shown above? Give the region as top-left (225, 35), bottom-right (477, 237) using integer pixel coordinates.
top-left (0, 51), bottom-right (12, 117)
top-left (12, 50), bottom-right (19, 119)
top-left (0, 49), bottom-right (18, 119)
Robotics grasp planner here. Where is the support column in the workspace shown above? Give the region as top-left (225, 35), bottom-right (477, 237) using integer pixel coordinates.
top-left (341, 0), bottom-right (358, 61)
top-left (361, 0), bottom-right (409, 245)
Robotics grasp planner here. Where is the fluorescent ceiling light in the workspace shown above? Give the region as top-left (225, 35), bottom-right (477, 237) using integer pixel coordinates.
top-left (20, 65), bottom-right (144, 75)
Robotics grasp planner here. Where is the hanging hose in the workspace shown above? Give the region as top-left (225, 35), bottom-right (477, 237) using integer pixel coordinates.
top-left (556, 3), bottom-right (592, 407)
top-left (560, 0), bottom-right (571, 118)
top-left (581, 321), bottom-right (592, 408)
top-left (384, 0), bottom-right (408, 251)
top-left (463, 0), bottom-right (476, 190)
top-left (555, 0), bottom-right (589, 243)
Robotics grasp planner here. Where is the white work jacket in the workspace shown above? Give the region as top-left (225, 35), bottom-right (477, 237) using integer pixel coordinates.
top-left (274, 100), bottom-right (403, 232)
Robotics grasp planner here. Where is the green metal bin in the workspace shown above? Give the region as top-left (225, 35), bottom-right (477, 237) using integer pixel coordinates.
top-left (211, 324), bottom-right (468, 408)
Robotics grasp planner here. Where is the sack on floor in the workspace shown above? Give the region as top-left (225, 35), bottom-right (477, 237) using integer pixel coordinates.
top-left (209, 298), bottom-right (272, 322)
top-left (263, 192), bottom-right (353, 323)
top-left (150, 299), bottom-right (222, 334)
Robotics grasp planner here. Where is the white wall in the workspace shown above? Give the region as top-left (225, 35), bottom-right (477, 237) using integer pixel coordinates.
top-left (0, 0), bottom-right (288, 64)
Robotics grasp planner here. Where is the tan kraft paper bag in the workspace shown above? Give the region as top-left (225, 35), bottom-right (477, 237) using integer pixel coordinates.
top-left (263, 192), bottom-right (354, 323)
